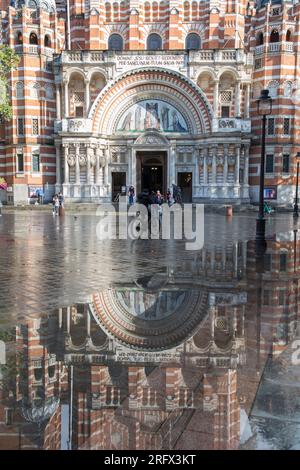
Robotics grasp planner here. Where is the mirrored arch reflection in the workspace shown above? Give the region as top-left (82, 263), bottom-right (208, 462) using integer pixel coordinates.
top-left (1, 234), bottom-right (300, 450)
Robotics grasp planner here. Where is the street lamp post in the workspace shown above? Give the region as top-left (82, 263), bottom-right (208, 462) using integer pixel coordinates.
top-left (255, 89), bottom-right (273, 249)
top-left (293, 152), bottom-right (300, 218)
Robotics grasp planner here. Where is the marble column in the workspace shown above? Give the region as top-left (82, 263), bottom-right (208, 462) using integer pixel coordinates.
top-left (212, 146), bottom-right (217, 184)
top-left (85, 79), bottom-right (90, 115)
top-left (203, 148), bottom-right (208, 185)
top-left (55, 84), bottom-right (61, 120)
top-left (55, 145), bottom-right (61, 186)
top-left (235, 81), bottom-right (241, 117)
top-left (64, 81), bottom-right (69, 118)
top-left (63, 144), bottom-right (69, 184)
top-left (213, 80), bottom-right (219, 118)
top-left (75, 144), bottom-right (80, 184)
top-left (235, 145), bottom-right (241, 184)
top-left (131, 148), bottom-right (136, 190)
top-left (86, 145), bottom-right (92, 184)
top-left (223, 144), bottom-right (228, 184)
top-left (244, 83), bottom-right (250, 119)
top-left (95, 146), bottom-right (101, 185)
top-left (170, 144), bottom-right (176, 188)
top-left (104, 147), bottom-right (109, 191)
top-left (243, 144), bottom-right (250, 185)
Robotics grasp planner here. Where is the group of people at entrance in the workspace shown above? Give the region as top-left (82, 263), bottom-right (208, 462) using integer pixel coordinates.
top-left (128, 185), bottom-right (182, 207)
top-left (52, 192), bottom-right (64, 215)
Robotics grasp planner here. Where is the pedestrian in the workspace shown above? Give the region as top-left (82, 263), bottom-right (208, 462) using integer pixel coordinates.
top-left (54, 195), bottom-right (60, 215)
top-left (155, 190), bottom-right (163, 205)
top-left (128, 185), bottom-right (135, 205)
top-left (58, 191), bottom-right (64, 208)
top-left (52, 194), bottom-right (56, 215)
top-left (166, 188), bottom-right (173, 206)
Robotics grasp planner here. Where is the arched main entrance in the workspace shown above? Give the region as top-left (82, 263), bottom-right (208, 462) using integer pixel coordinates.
top-left (138, 152), bottom-right (166, 195)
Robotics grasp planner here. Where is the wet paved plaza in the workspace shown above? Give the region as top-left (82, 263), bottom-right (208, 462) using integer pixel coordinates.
top-left (0, 210), bottom-right (300, 450)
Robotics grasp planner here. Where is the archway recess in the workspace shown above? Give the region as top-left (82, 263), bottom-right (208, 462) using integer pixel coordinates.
top-left (89, 68), bottom-right (213, 135)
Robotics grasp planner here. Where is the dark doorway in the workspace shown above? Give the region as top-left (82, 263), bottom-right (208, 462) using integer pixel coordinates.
top-left (112, 172), bottom-right (126, 201)
top-left (177, 172), bottom-right (192, 202)
top-left (141, 164), bottom-right (163, 193)
top-left (136, 152), bottom-right (167, 196)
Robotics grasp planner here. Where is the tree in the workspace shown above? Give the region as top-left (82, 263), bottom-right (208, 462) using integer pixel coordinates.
top-left (0, 45), bottom-right (19, 120)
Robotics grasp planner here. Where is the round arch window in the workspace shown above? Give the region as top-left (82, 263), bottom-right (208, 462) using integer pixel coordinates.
top-left (186, 33), bottom-right (201, 50)
top-left (147, 33), bottom-right (162, 50)
top-left (108, 34), bottom-right (123, 50)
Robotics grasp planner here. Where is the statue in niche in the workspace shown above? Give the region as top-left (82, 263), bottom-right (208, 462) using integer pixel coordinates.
top-left (161, 105), bottom-right (170, 131)
top-left (145, 102), bottom-right (160, 129)
top-left (120, 111), bottom-right (132, 131)
top-left (135, 105), bottom-right (142, 131)
top-left (172, 110), bottom-right (187, 132)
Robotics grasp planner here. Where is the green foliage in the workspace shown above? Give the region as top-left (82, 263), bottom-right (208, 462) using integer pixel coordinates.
top-left (0, 45), bottom-right (19, 121)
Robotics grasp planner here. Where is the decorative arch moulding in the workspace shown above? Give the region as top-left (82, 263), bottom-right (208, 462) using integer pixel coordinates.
top-left (89, 68), bottom-right (213, 136)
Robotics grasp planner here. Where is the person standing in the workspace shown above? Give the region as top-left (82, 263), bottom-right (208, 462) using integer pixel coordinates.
top-left (58, 191), bottom-right (65, 216)
top-left (166, 188), bottom-right (172, 206)
top-left (155, 190), bottom-right (163, 205)
top-left (54, 195), bottom-right (60, 215)
top-left (128, 185), bottom-right (135, 205)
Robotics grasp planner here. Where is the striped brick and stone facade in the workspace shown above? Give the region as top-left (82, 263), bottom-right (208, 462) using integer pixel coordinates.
top-left (0, 0), bottom-right (299, 205)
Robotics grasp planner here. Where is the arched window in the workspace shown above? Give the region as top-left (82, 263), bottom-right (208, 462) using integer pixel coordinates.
top-left (152, 2), bottom-right (158, 21)
top-left (144, 2), bottom-right (150, 21)
top-left (30, 82), bottom-right (40, 99)
top-left (267, 80), bottom-right (279, 99)
top-left (108, 34), bottom-right (123, 50)
top-left (270, 29), bottom-right (279, 43)
top-left (286, 30), bottom-right (292, 42)
top-left (283, 81), bottom-right (293, 98)
top-left (44, 34), bottom-right (51, 47)
top-left (105, 2), bottom-right (111, 22)
top-left (186, 33), bottom-right (201, 50)
top-left (29, 32), bottom-right (38, 45)
top-left (147, 33), bottom-right (162, 50)
top-left (256, 32), bottom-right (264, 46)
top-left (16, 31), bottom-right (23, 45)
top-left (113, 2), bottom-right (119, 21)
top-left (184, 1), bottom-right (190, 21)
top-left (16, 81), bottom-right (24, 99)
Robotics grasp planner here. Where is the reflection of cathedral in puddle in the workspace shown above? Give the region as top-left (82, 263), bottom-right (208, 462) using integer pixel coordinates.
top-left (1, 236), bottom-right (300, 449)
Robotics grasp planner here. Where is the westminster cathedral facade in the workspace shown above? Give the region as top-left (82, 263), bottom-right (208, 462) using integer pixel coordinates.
top-left (0, 0), bottom-right (299, 205)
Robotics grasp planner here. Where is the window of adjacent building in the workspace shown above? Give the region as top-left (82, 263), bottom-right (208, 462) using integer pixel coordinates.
top-left (266, 154), bottom-right (274, 173)
top-left (16, 31), bottom-right (23, 44)
top-left (17, 118), bottom-right (24, 136)
top-left (263, 289), bottom-right (271, 305)
top-left (221, 106), bottom-right (230, 118)
top-left (256, 32), bottom-right (264, 45)
top-left (17, 151), bottom-right (24, 173)
top-left (282, 154), bottom-right (290, 173)
top-left (32, 153), bottom-right (40, 173)
top-left (33, 367), bottom-right (43, 382)
top-left (5, 409), bottom-right (13, 426)
top-left (267, 118), bottom-right (275, 135)
top-left (185, 33), bottom-right (201, 50)
top-left (270, 29), bottom-right (279, 43)
top-left (254, 58), bottom-right (262, 70)
top-left (278, 290), bottom-right (286, 306)
top-left (32, 118), bottom-right (39, 135)
top-left (283, 118), bottom-right (290, 135)
top-left (147, 33), bottom-right (162, 50)
top-left (264, 253), bottom-right (272, 271)
top-left (29, 32), bottom-right (38, 45)
top-left (44, 34), bottom-right (51, 48)
top-left (280, 253), bottom-right (287, 272)
top-left (108, 34), bottom-right (123, 51)
top-left (286, 30), bottom-right (292, 42)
